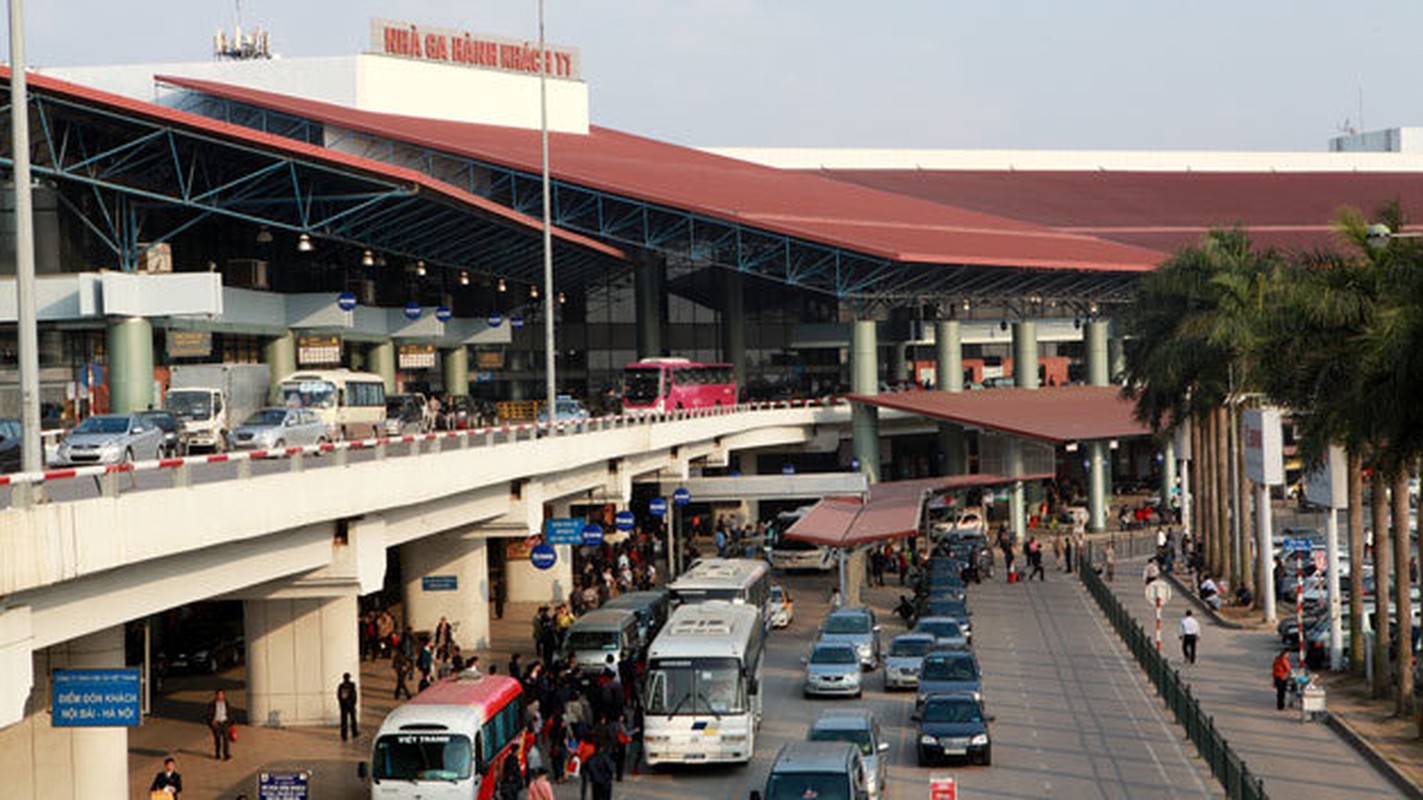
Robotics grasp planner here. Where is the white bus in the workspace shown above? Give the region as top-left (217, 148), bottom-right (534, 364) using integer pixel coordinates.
top-left (643, 601), bottom-right (766, 766)
top-left (668, 558), bottom-right (773, 618)
top-left (278, 369), bottom-right (387, 440)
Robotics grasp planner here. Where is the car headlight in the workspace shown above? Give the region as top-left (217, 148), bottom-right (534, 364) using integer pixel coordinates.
top-left (970, 734), bottom-right (989, 746)
top-left (973, 691), bottom-right (982, 702)
top-left (920, 734), bottom-right (938, 745)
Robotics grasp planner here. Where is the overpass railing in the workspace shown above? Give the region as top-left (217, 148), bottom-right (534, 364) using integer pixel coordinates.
top-left (0, 399), bottom-right (848, 510)
top-left (1081, 543), bottom-right (1269, 800)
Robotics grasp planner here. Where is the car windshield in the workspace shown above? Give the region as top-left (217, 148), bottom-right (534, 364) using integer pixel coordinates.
top-left (823, 615), bottom-right (870, 635)
top-left (928, 601), bottom-right (966, 616)
top-left (371, 733), bottom-right (472, 780)
top-left (918, 620), bottom-right (963, 639)
top-left (566, 630), bottom-right (619, 651)
top-left (645, 657), bottom-right (745, 715)
top-left (623, 368), bottom-right (662, 404)
top-left (280, 380), bottom-right (336, 410)
top-left (165, 391), bottom-right (212, 421)
top-left (765, 773), bottom-right (852, 800)
top-left (922, 656), bottom-right (976, 681)
top-left (809, 727), bottom-right (874, 756)
top-left (890, 638), bottom-right (933, 658)
top-left (243, 409), bottom-right (288, 426)
top-left (73, 416), bottom-right (130, 434)
top-left (810, 646), bottom-right (857, 665)
top-left (922, 699), bottom-right (983, 724)
top-left (774, 539), bottom-right (820, 552)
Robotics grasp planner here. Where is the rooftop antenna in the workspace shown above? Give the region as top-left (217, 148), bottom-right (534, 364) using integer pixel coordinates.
top-left (214, 0), bottom-right (272, 60)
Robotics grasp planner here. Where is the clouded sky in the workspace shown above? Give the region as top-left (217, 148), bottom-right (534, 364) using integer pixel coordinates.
top-left (25, 1), bottom-right (1423, 151)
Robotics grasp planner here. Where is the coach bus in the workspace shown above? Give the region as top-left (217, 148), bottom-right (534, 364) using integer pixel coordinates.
top-left (643, 601), bottom-right (766, 766)
top-left (622, 357), bottom-right (736, 412)
top-left (278, 368), bottom-right (387, 440)
top-left (668, 558), bottom-right (773, 622)
top-left (362, 671), bottom-right (524, 799)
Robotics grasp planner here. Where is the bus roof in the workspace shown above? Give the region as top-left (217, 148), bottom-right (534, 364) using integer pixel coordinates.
top-left (648, 601), bottom-right (761, 661)
top-left (670, 558), bottom-right (769, 589)
top-left (280, 368), bottom-right (386, 383)
top-left (405, 671), bottom-right (521, 713)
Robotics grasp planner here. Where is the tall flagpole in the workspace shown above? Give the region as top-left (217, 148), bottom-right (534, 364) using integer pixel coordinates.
top-left (9, 0), bottom-right (40, 474)
top-left (539, 0), bottom-right (556, 423)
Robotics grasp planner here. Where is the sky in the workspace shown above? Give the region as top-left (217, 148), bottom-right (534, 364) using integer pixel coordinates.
top-left (24, 1), bottom-right (1423, 152)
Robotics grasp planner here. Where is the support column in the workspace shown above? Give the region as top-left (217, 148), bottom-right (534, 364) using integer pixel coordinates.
top-left (1011, 320), bottom-right (1039, 390)
top-left (721, 270), bottom-right (746, 392)
top-left (367, 341), bottom-right (397, 394)
top-left (850, 320), bottom-right (881, 484)
top-left (634, 257), bottom-right (664, 359)
top-left (1107, 335), bottom-right (1126, 385)
top-left (442, 346), bottom-right (470, 397)
top-left (1088, 440), bottom-right (1109, 532)
top-left (506, 500), bottom-right (574, 604)
top-left (845, 547), bottom-right (867, 607)
top-left (935, 320), bottom-right (967, 475)
top-left (1084, 320), bottom-right (1110, 388)
top-left (263, 332), bottom-right (297, 404)
top-left (1258, 485), bottom-right (1277, 624)
top-left (890, 341), bottom-right (910, 384)
top-left (1008, 439), bottom-right (1026, 541)
top-left (401, 530), bottom-right (490, 651)
top-left (1162, 438), bottom-right (1178, 515)
top-left (105, 317), bottom-right (153, 413)
top-left (244, 593), bottom-right (359, 727)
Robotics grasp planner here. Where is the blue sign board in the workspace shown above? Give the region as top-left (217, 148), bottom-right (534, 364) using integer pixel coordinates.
top-left (530, 544), bottom-right (558, 570)
top-left (435, 305), bottom-right (453, 322)
top-left (487, 312), bottom-right (504, 328)
top-left (259, 771), bottom-right (311, 800)
top-left (648, 497), bottom-right (668, 517)
top-left (51, 668), bottom-right (141, 727)
top-left (1282, 537), bottom-right (1313, 555)
top-left (614, 510), bottom-right (636, 531)
top-left (545, 517), bottom-right (585, 545)
top-left (336, 291), bottom-right (358, 312)
top-left (782, 462), bottom-right (796, 475)
top-left (403, 301), bottom-right (422, 321)
top-left (582, 523), bottom-right (604, 546)
top-left (673, 487), bottom-right (692, 507)
top-left (511, 315), bottom-right (526, 330)
top-left (421, 575), bottom-right (458, 592)
top-left (850, 457), bottom-right (861, 471)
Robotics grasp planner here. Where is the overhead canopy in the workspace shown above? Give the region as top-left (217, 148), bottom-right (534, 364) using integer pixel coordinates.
top-left (784, 474), bottom-right (1047, 548)
top-left (849, 386), bottom-right (1151, 444)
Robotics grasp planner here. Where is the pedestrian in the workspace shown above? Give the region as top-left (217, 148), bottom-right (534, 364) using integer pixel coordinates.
top-left (1273, 649), bottom-right (1293, 710)
top-left (897, 550), bottom-right (909, 585)
top-left (1179, 610), bottom-right (1200, 665)
top-left (1105, 542), bottom-right (1117, 582)
top-left (1064, 535), bottom-right (1075, 574)
top-left (393, 649), bottom-right (413, 700)
top-left (1026, 537), bottom-right (1045, 581)
top-left (498, 741), bottom-right (526, 800)
top-left (618, 708), bottom-right (642, 778)
top-left (204, 689), bottom-right (233, 761)
top-left (829, 586), bottom-right (843, 609)
top-left (527, 767), bottom-right (556, 800)
top-left (337, 672), bottom-right (359, 741)
top-left (583, 743), bottom-right (617, 800)
top-left (1143, 558), bottom-right (1160, 585)
top-left (149, 756), bottom-right (183, 797)
top-left (493, 574), bottom-right (507, 620)
top-left (434, 616), bottom-right (454, 658)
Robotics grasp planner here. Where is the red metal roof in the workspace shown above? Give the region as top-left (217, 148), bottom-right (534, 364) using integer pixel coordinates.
top-left (154, 76), bottom-right (1164, 273)
top-left (410, 672), bottom-right (522, 714)
top-left (819, 169), bottom-right (1423, 254)
top-left (6, 69), bottom-right (622, 261)
top-left (849, 386), bottom-right (1150, 444)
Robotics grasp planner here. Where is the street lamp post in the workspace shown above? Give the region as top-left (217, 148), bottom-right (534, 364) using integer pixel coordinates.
top-left (538, 0), bottom-right (556, 426)
top-left (8, 0), bottom-right (41, 475)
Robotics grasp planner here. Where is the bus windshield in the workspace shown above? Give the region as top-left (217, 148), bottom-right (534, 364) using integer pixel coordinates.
top-left (765, 773), bottom-right (852, 800)
top-left (281, 380), bottom-right (337, 410)
top-left (645, 657), bottom-right (745, 716)
top-left (565, 630), bottom-right (619, 651)
top-left (372, 732), bottom-right (473, 781)
top-left (623, 368), bottom-right (662, 405)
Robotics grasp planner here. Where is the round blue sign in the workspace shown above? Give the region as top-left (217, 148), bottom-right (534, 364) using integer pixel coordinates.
top-left (487, 312), bottom-right (504, 328)
top-left (614, 510), bottom-right (636, 531)
top-left (511, 315), bottom-right (526, 330)
top-left (850, 457), bottom-right (861, 472)
top-left (435, 305), bottom-right (452, 322)
top-left (782, 462), bottom-right (796, 476)
top-left (337, 291), bottom-right (358, 312)
top-left (530, 544), bottom-right (557, 570)
top-left (582, 523), bottom-right (604, 546)
top-left (673, 487), bottom-right (691, 506)
top-left (403, 301), bottom-right (422, 321)
top-left (648, 497), bottom-right (668, 517)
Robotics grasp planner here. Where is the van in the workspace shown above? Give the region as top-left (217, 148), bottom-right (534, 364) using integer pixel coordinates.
top-left (600, 589), bottom-right (669, 651)
top-left (562, 608), bottom-right (640, 674)
top-left (751, 740), bottom-right (869, 800)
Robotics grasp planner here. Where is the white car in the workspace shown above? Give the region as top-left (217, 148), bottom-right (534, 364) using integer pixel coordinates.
top-left (769, 585), bottom-right (795, 628)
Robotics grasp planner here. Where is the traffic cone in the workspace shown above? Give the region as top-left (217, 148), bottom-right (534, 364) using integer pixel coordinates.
top-left (1007, 564), bottom-right (1018, 584)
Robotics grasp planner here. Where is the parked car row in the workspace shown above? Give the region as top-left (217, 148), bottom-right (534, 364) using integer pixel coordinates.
top-left (906, 553), bottom-right (992, 767)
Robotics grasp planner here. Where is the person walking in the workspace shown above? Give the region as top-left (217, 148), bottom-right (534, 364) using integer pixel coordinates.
top-left (337, 672), bottom-right (359, 741)
top-left (1273, 649), bottom-right (1293, 710)
top-left (393, 649), bottom-right (413, 700)
top-left (204, 689), bottom-right (233, 761)
top-left (1178, 610), bottom-right (1200, 665)
top-left (149, 756), bottom-right (183, 796)
top-left (583, 743), bottom-right (617, 800)
top-left (1143, 558), bottom-right (1160, 585)
top-left (1104, 542), bottom-right (1117, 582)
top-left (527, 767), bottom-right (555, 800)
top-left (1026, 537), bottom-right (1045, 581)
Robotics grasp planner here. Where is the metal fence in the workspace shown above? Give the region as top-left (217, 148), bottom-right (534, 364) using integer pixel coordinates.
top-left (1081, 544), bottom-right (1269, 800)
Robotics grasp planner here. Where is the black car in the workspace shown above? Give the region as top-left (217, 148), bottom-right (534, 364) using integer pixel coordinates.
top-left (0, 418), bottom-right (20, 474)
top-left (137, 410), bottom-right (181, 457)
top-left (917, 693), bottom-right (992, 766)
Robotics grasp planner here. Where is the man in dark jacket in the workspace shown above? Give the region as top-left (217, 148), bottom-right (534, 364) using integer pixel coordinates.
top-left (583, 743), bottom-right (616, 800)
top-left (337, 672), bottom-right (359, 740)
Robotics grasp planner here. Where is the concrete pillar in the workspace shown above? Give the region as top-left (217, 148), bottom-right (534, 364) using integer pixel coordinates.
top-left (1162, 438), bottom-right (1178, 513)
top-left (850, 320), bottom-right (881, 484)
top-left (442, 346), bottom-right (470, 397)
top-left (1088, 440), bottom-right (1108, 532)
top-left (891, 341), bottom-right (910, 383)
top-left (263, 332), bottom-right (297, 404)
top-left (244, 593), bottom-right (359, 727)
top-left (367, 341), bottom-right (397, 394)
top-left (721, 270), bottom-right (746, 392)
top-left (1008, 439), bottom-right (1026, 541)
top-left (634, 257), bottom-right (664, 359)
top-left (1107, 336), bottom-right (1126, 385)
top-left (506, 500), bottom-right (574, 604)
top-left (1084, 320), bottom-right (1110, 387)
top-left (845, 547), bottom-right (867, 607)
top-left (935, 320), bottom-right (963, 392)
top-left (1011, 320), bottom-right (1039, 390)
top-left (401, 530), bottom-right (490, 651)
top-left (105, 317), bottom-right (153, 413)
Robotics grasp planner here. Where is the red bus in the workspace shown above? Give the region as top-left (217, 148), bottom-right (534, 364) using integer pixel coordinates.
top-left (623, 358), bottom-right (737, 412)
top-left (365, 671), bottom-right (524, 799)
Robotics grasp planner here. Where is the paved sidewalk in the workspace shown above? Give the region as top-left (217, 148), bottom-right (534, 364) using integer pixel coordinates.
top-left (1106, 558), bottom-right (1398, 799)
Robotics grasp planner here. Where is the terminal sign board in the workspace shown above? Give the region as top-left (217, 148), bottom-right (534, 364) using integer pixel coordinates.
top-left (545, 517), bottom-right (584, 545)
top-left (371, 18), bottom-right (581, 80)
top-left (297, 334), bottom-right (342, 366)
top-left (398, 343), bottom-right (437, 370)
top-left (1242, 408), bottom-right (1285, 486)
top-left (51, 668), bottom-right (141, 727)
top-left (258, 771), bottom-right (310, 800)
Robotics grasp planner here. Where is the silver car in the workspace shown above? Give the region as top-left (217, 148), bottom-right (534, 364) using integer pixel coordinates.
top-left (803, 641), bottom-right (863, 698)
top-left (807, 708), bottom-right (890, 800)
top-left (884, 633), bottom-right (937, 690)
top-left (229, 407), bottom-right (329, 451)
top-left (914, 616), bottom-right (970, 650)
top-left (52, 413), bottom-right (167, 466)
top-left (819, 607), bottom-right (882, 670)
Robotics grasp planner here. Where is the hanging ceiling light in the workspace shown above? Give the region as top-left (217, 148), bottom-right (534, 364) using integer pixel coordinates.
top-left (459, 270), bottom-right (470, 286)
top-left (415, 260), bottom-right (427, 277)
top-left (297, 233), bottom-right (314, 252)
top-left (530, 284), bottom-right (540, 299)
top-left (255, 226), bottom-right (273, 244)
top-left (557, 291), bottom-right (566, 305)
top-left (361, 249), bottom-right (375, 267)
top-left (497, 277), bottom-right (507, 293)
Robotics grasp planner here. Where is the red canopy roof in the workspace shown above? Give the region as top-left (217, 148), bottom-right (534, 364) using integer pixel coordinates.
top-left (784, 475), bottom-right (1043, 548)
top-left (849, 386), bottom-right (1150, 444)
top-left (155, 76), bottom-right (1164, 273)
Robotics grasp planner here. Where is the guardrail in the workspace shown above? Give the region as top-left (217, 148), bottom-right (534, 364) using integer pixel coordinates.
top-left (1081, 543), bottom-right (1269, 800)
top-left (1, 398), bottom-right (848, 509)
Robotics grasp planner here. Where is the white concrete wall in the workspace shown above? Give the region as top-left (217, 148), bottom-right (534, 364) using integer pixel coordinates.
top-left (401, 531), bottom-right (490, 650)
top-left (44, 57), bottom-right (360, 107)
top-left (245, 594), bottom-right (359, 727)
